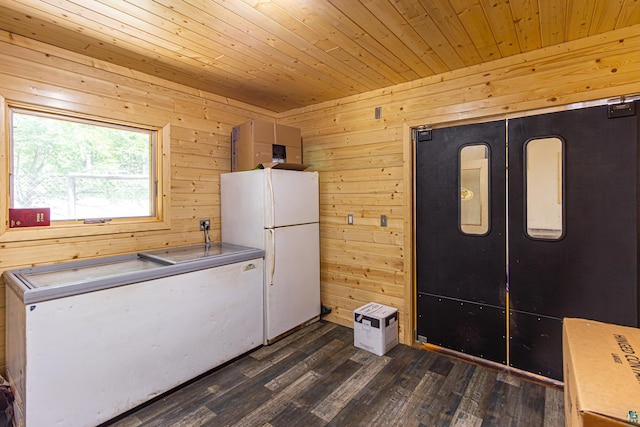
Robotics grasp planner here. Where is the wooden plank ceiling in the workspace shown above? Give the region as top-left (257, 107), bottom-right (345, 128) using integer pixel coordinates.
top-left (0, 0), bottom-right (639, 112)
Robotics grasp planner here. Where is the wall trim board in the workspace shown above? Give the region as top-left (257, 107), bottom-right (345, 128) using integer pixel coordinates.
top-left (278, 23), bottom-right (640, 121)
top-left (0, 30), bottom-right (277, 120)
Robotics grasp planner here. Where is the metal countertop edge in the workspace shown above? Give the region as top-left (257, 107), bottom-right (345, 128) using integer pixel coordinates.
top-left (4, 248), bottom-right (265, 305)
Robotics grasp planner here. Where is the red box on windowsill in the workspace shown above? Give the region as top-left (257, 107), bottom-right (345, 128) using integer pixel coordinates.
top-left (9, 208), bottom-right (51, 228)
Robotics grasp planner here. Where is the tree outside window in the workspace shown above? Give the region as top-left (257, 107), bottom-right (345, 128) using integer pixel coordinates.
top-left (10, 109), bottom-right (155, 221)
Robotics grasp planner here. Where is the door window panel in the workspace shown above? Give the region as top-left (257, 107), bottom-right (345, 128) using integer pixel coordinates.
top-left (460, 144), bottom-right (490, 235)
top-left (525, 137), bottom-right (564, 239)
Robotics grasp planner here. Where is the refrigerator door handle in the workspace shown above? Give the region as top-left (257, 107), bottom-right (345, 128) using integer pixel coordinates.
top-left (267, 169), bottom-right (275, 227)
top-left (267, 228), bottom-right (275, 286)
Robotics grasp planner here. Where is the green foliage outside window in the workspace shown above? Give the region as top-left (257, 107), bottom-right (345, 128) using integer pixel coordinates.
top-left (11, 109), bottom-right (155, 221)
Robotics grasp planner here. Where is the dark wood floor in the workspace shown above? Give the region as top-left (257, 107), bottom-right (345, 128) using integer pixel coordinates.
top-left (104, 321), bottom-right (564, 427)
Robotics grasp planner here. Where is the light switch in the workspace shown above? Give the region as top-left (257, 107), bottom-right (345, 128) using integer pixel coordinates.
top-left (348, 214), bottom-right (354, 225)
top-left (381, 215), bottom-right (387, 227)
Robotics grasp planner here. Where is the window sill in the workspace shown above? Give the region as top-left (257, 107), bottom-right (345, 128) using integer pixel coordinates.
top-left (0, 218), bottom-right (171, 243)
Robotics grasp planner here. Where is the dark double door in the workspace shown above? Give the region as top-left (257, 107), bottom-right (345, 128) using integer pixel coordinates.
top-left (415, 103), bottom-right (639, 380)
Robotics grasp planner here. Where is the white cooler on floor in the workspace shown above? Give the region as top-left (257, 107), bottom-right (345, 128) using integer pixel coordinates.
top-left (353, 303), bottom-right (398, 356)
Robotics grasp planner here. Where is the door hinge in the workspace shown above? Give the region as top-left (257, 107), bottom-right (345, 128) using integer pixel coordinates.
top-left (415, 127), bottom-right (432, 142)
top-left (608, 102), bottom-right (636, 118)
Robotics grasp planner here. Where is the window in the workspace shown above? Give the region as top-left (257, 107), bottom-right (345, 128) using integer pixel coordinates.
top-left (525, 137), bottom-right (564, 240)
top-left (459, 144), bottom-right (490, 235)
top-left (10, 108), bottom-right (156, 221)
top-left (1, 98), bottom-right (170, 241)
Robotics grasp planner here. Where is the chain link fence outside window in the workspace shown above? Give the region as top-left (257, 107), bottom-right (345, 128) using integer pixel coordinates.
top-left (10, 108), bottom-right (155, 221)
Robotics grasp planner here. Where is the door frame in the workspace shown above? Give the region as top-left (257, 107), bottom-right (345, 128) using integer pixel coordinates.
top-left (402, 95), bottom-right (636, 383)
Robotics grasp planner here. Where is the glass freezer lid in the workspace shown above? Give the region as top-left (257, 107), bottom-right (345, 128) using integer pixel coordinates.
top-left (139, 243), bottom-right (252, 264)
top-left (19, 257), bottom-right (163, 289)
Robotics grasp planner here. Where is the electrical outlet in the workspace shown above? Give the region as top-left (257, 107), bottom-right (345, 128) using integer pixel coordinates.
top-left (199, 219), bottom-right (210, 230)
top-left (347, 214), bottom-right (354, 225)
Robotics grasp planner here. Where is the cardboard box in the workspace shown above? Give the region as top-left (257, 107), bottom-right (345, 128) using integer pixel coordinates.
top-left (354, 303), bottom-right (398, 356)
top-left (232, 120), bottom-right (302, 171)
top-left (563, 318), bottom-right (640, 426)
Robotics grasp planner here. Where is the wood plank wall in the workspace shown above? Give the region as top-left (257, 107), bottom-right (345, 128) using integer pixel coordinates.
top-left (0, 30), bottom-right (276, 374)
top-left (2, 22), bottom-right (640, 376)
top-left (279, 24), bottom-right (640, 346)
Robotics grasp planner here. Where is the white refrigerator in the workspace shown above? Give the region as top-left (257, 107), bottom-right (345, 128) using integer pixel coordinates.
top-left (221, 168), bottom-right (320, 344)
